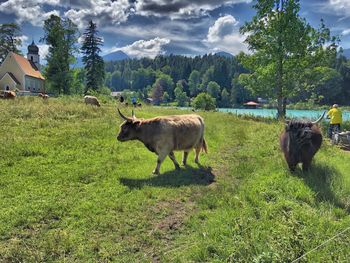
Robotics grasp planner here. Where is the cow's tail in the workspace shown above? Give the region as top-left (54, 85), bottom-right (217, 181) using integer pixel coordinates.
top-left (202, 138), bottom-right (208, 153)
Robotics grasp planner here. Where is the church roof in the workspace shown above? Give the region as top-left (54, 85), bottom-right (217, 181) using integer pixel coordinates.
top-left (0, 72), bottom-right (20, 85)
top-left (7, 72), bottom-right (20, 84)
top-left (10, 52), bottom-right (45, 80)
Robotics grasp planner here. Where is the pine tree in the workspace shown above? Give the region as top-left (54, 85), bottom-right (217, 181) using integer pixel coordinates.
top-left (81, 21), bottom-right (105, 93)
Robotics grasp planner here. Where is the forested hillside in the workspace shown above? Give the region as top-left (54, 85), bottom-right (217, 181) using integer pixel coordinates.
top-left (103, 52), bottom-right (350, 107)
top-left (104, 54), bottom-right (252, 107)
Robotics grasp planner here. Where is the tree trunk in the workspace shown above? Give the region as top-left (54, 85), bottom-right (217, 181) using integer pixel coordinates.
top-left (276, 2), bottom-right (285, 120)
top-left (276, 55), bottom-right (284, 119)
top-left (283, 97), bottom-right (287, 117)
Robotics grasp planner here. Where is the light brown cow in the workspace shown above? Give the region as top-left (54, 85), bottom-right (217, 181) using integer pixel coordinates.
top-left (84, 95), bottom-right (101, 107)
top-left (117, 109), bottom-right (207, 174)
top-left (0, 91), bottom-right (16, 99)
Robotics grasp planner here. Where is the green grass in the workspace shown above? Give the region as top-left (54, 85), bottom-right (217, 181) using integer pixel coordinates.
top-left (0, 97), bottom-right (349, 262)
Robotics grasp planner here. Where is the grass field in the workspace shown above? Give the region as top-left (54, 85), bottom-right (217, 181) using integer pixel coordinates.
top-left (0, 97), bottom-right (349, 262)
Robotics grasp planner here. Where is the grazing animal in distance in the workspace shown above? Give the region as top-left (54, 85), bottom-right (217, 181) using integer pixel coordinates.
top-left (1, 90), bottom-right (16, 99)
top-left (84, 95), bottom-right (100, 107)
top-left (116, 109), bottom-right (207, 174)
top-left (38, 93), bottom-right (49, 99)
top-left (280, 112), bottom-right (325, 171)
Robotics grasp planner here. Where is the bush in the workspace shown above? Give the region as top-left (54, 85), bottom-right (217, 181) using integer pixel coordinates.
top-left (98, 86), bottom-right (112, 96)
top-left (192, 93), bottom-right (216, 111)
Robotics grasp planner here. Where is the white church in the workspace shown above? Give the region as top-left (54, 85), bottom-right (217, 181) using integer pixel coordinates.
top-left (0, 41), bottom-right (45, 93)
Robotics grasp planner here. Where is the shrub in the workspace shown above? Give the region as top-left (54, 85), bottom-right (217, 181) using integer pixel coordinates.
top-left (192, 93), bottom-right (216, 111)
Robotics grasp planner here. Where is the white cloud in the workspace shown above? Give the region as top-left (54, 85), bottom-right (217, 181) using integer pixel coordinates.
top-left (37, 44), bottom-right (50, 60)
top-left (0, 0), bottom-right (253, 26)
top-left (342, 28), bottom-right (350, 35)
top-left (204, 15), bottom-right (247, 55)
top-left (64, 0), bottom-right (132, 29)
top-left (207, 15), bottom-right (238, 43)
top-left (0, 0), bottom-right (254, 56)
top-left (0, 0), bottom-right (131, 29)
top-left (109, 37), bottom-right (170, 59)
top-left (0, 0), bottom-right (60, 26)
top-left (134, 0), bottom-right (252, 19)
top-left (327, 0), bottom-right (350, 16)
top-left (103, 18), bottom-right (207, 44)
top-left (16, 35), bottom-right (29, 45)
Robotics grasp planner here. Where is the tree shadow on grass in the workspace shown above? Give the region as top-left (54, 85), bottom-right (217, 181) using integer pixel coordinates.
top-left (119, 166), bottom-right (215, 189)
top-left (296, 163), bottom-right (348, 212)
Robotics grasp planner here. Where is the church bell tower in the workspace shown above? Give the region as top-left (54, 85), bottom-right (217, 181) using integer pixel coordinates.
top-left (27, 40), bottom-right (40, 70)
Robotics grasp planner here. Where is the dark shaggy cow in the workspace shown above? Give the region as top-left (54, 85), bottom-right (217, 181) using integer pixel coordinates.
top-left (280, 112), bottom-right (325, 171)
top-left (117, 109), bottom-right (207, 174)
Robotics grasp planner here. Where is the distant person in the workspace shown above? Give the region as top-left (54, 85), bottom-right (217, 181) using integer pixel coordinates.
top-left (119, 95), bottom-right (124, 103)
top-left (327, 104), bottom-right (342, 138)
top-left (131, 97), bottom-right (137, 107)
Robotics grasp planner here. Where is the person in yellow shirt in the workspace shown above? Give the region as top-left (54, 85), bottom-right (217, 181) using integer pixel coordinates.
top-left (327, 104), bottom-right (342, 138)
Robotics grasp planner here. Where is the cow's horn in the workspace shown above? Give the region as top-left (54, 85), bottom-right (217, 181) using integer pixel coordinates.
top-left (312, 111), bottom-right (326, 124)
top-left (117, 108), bottom-right (131, 121)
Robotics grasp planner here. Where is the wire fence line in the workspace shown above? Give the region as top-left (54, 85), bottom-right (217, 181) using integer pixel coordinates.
top-left (291, 226), bottom-right (350, 263)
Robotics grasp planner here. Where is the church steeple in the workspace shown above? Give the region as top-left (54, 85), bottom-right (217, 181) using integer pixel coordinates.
top-left (27, 40), bottom-right (40, 70)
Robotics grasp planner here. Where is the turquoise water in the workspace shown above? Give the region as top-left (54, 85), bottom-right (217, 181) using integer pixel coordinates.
top-left (218, 108), bottom-right (350, 121)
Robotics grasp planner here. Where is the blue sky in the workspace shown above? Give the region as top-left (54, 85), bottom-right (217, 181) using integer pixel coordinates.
top-left (1, 0), bottom-right (350, 59)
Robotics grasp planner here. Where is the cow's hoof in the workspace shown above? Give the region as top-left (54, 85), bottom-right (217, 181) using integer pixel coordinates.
top-left (152, 170), bottom-right (160, 175)
top-left (175, 164), bottom-right (181, 170)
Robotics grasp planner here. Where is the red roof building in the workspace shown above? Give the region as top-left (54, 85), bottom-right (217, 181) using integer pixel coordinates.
top-left (0, 41), bottom-right (45, 93)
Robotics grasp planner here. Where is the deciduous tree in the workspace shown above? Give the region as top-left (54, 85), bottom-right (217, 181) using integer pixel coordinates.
top-left (0, 23), bottom-right (22, 63)
top-left (239, 0), bottom-right (337, 118)
top-left (42, 15), bottom-right (78, 94)
top-left (192, 93), bottom-right (216, 111)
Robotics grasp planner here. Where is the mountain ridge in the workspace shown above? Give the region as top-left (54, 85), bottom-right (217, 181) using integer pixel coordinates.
top-left (73, 50), bottom-right (129, 67)
top-left (343, 48), bottom-right (350, 59)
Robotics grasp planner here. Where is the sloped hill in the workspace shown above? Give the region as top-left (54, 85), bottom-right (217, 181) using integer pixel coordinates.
top-left (343, 48), bottom-right (350, 59)
top-left (0, 98), bottom-right (349, 261)
top-left (103, 50), bottom-right (129, 62)
top-left (215, 51), bottom-right (234, 58)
